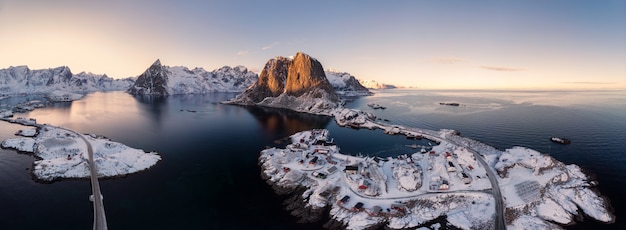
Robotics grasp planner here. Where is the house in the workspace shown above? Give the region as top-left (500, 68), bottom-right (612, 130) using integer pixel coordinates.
top-left (447, 161), bottom-right (456, 172)
top-left (309, 156), bottom-right (319, 166)
top-left (314, 140), bottom-right (336, 146)
top-left (440, 180), bottom-right (450, 190)
top-left (312, 171), bottom-right (327, 179)
top-left (315, 148), bottom-right (329, 154)
top-left (440, 183), bottom-right (450, 190)
top-left (370, 206), bottom-right (382, 216)
top-left (353, 202), bottom-right (364, 211)
top-left (344, 165), bottom-right (358, 175)
top-left (339, 195), bottom-right (350, 204)
top-left (358, 179), bottom-right (368, 190)
top-left (459, 172), bottom-right (472, 184)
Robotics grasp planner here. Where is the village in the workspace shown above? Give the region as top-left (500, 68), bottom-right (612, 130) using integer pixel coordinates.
top-left (259, 107), bottom-right (614, 229)
top-left (259, 126), bottom-right (493, 220)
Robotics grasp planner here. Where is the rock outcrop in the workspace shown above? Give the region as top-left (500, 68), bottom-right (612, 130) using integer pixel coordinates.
top-left (227, 52), bottom-right (339, 114)
top-left (127, 59), bottom-right (258, 96)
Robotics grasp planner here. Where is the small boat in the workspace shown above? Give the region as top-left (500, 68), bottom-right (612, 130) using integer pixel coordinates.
top-left (439, 102), bottom-right (460, 106)
top-left (405, 144), bottom-right (418, 149)
top-left (367, 103), bottom-right (386, 109)
top-left (550, 137), bottom-right (571, 145)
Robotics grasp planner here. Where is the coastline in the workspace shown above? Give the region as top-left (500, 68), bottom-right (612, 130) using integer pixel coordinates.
top-left (1, 96), bottom-right (161, 182)
top-left (253, 103), bottom-right (614, 229)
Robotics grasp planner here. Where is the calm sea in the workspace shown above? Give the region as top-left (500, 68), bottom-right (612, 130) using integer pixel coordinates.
top-left (0, 90), bottom-right (624, 229)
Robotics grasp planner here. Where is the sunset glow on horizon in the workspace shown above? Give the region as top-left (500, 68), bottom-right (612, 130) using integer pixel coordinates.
top-left (1, 0), bottom-right (624, 90)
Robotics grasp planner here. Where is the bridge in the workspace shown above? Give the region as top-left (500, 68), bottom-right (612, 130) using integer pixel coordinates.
top-left (62, 128), bottom-right (108, 230)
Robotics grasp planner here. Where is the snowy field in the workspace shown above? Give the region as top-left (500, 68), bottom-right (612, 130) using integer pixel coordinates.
top-left (1, 125), bottom-right (161, 181)
top-left (259, 128), bottom-right (613, 229)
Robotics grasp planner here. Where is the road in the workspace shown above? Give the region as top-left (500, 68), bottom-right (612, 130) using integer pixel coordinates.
top-left (354, 122), bottom-right (507, 229)
top-left (459, 142), bottom-right (506, 230)
top-left (4, 106), bottom-right (108, 229)
top-left (61, 127), bottom-right (108, 230)
top-left (418, 129), bottom-right (506, 230)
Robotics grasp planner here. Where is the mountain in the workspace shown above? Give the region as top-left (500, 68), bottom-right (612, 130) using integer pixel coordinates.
top-left (0, 65), bottom-right (134, 95)
top-left (324, 70), bottom-right (371, 96)
top-left (127, 59), bottom-right (258, 95)
top-left (227, 52), bottom-right (339, 114)
top-left (358, 79), bottom-right (396, 89)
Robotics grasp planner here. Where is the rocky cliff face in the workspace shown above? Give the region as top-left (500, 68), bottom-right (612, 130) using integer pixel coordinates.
top-left (242, 56), bottom-right (290, 103)
top-left (285, 53), bottom-right (336, 98)
top-left (0, 65), bottom-right (133, 94)
top-left (127, 59), bottom-right (258, 96)
top-left (127, 59), bottom-right (169, 95)
top-left (228, 52), bottom-right (339, 114)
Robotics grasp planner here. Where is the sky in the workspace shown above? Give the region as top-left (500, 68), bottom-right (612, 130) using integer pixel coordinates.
top-left (0, 0), bottom-right (624, 89)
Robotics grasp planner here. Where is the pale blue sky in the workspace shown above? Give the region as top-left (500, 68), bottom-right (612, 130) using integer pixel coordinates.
top-left (1, 0), bottom-right (624, 89)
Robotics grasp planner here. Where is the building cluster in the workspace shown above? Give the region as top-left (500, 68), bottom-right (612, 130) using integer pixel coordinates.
top-left (261, 128), bottom-right (488, 222)
top-left (344, 158), bottom-right (385, 197)
top-left (426, 149), bottom-right (476, 191)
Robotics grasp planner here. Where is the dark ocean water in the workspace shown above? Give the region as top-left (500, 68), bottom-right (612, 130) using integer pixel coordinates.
top-left (0, 90), bottom-right (624, 229)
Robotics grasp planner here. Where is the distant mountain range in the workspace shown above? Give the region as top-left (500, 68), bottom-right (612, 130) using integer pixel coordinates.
top-left (358, 79), bottom-right (397, 89)
top-left (127, 59), bottom-right (258, 95)
top-left (1, 56), bottom-right (397, 98)
top-left (127, 60), bottom-right (376, 97)
top-left (0, 65), bottom-right (134, 94)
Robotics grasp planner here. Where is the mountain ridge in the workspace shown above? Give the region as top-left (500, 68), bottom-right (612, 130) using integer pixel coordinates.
top-left (127, 59), bottom-right (259, 95)
top-left (0, 65), bottom-right (134, 94)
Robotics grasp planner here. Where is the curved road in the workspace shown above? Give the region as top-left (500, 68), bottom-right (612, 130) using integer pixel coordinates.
top-left (451, 140), bottom-right (506, 230)
top-left (411, 129), bottom-right (506, 230)
top-left (350, 121), bottom-right (507, 229)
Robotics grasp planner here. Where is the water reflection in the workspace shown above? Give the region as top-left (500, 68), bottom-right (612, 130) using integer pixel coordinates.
top-left (132, 95), bottom-right (168, 126)
top-left (245, 106), bottom-right (332, 137)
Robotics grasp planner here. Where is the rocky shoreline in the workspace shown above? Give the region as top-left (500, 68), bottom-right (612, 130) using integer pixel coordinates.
top-left (256, 107), bottom-right (614, 229)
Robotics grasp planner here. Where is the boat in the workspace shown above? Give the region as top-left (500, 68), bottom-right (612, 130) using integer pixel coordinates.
top-left (550, 137), bottom-right (571, 145)
top-left (367, 103), bottom-right (386, 109)
top-left (405, 144), bottom-right (418, 149)
top-left (439, 102), bottom-right (460, 106)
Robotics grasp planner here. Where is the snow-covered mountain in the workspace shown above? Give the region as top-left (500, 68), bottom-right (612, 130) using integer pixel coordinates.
top-left (127, 59), bottom-right (258, 95)
top-left (227, 52), bottom-right (339, 114)
top-left (324, 70), bottom-right (371, 96)
top-left (357, 79), bottom-right (396, 89)
top-left (0, 65), bottom-right (134, 94)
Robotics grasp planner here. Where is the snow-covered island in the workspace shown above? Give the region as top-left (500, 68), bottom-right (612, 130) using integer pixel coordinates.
top-left (1, 125), bottom-right (161, 182)
top-left (217, 52), bottom-right (614, 229)
top-left (258, 109), bottom-right (614, 229)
